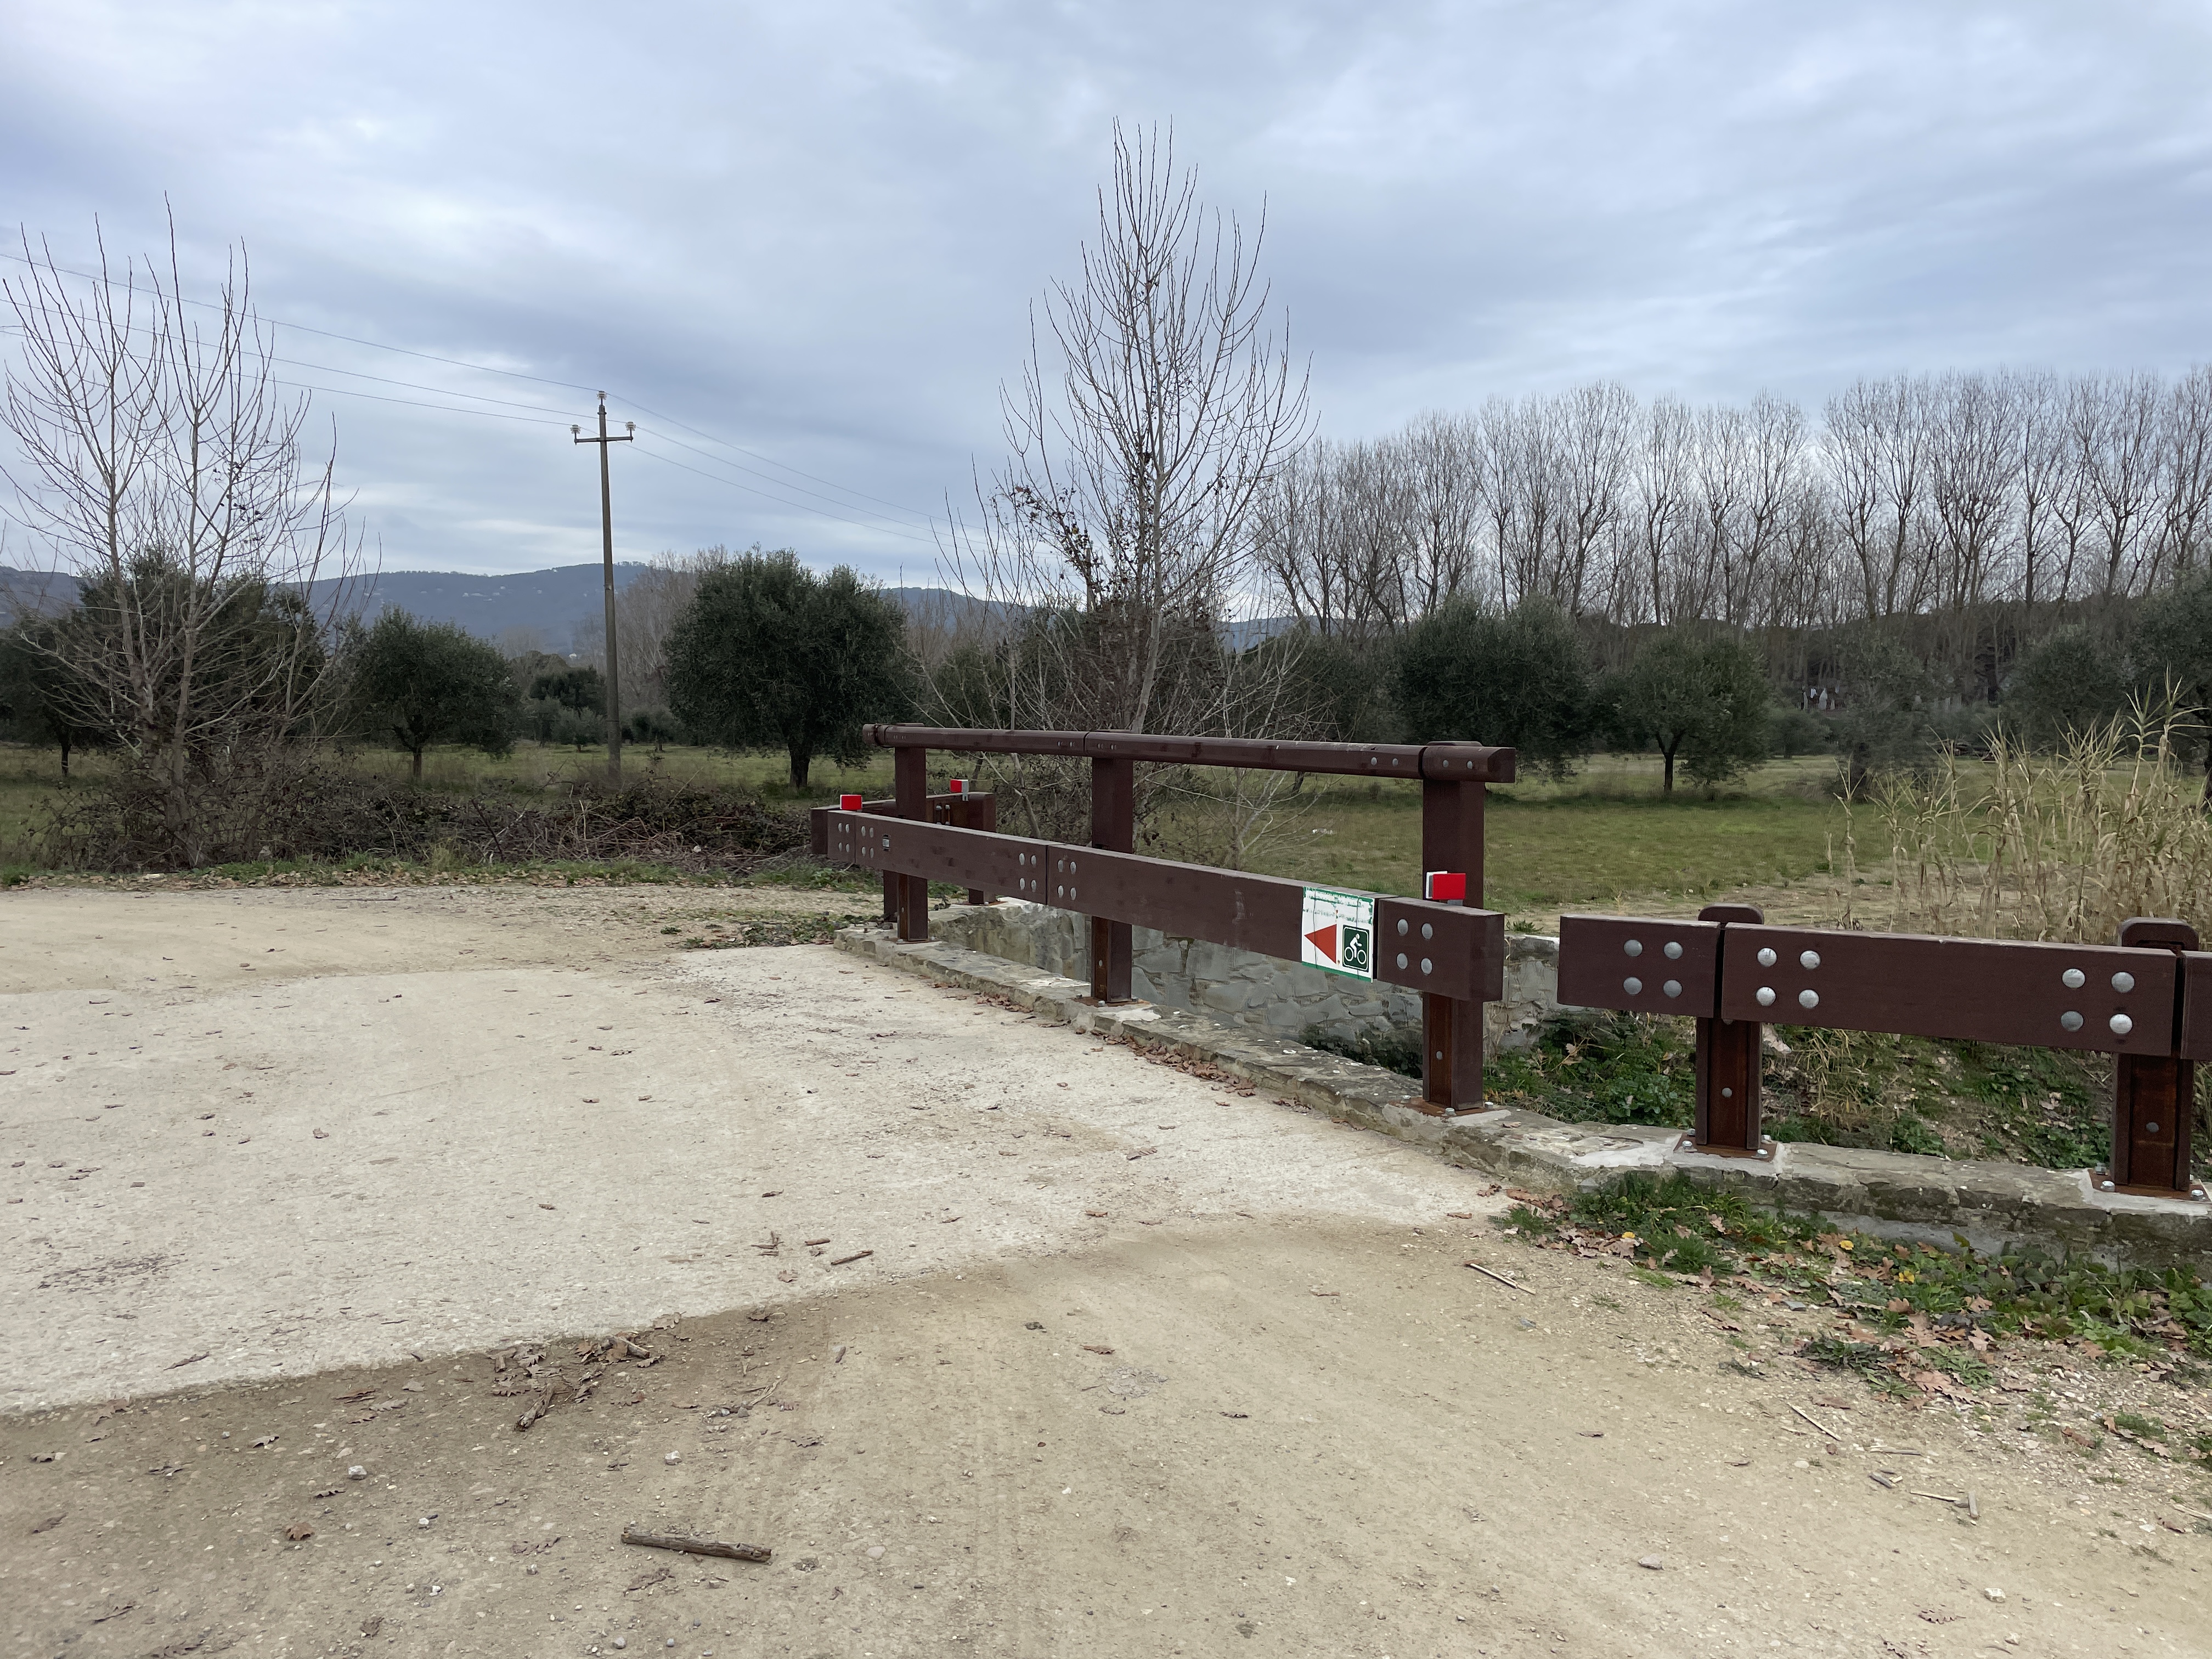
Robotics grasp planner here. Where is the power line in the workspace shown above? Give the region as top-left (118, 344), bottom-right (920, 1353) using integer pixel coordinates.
top-left (628, 442), bottom-right (938, 546)
top-left (619, 396), bottom-right (940, 524)
top-left (0, 247), bottom-right (600, 393)
top-left (629, 424), bottom-right (939, 534)
top-left (1, 246), bottom-right (954, 543)
top-left (268, 379), bottom-right (579, 425)
top-left (0, 321), bottom-right (590, 421)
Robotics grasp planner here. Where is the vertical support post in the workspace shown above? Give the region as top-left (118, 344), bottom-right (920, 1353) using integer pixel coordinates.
top-left (1419, 778), bottom-right (1485, 1113)
top-left (1694, 1013), bottom-right (1763, 1152)
top-left (893, 744), bottom-right (929, 943)
top-left (1689, 903), bottom-right (1768, 1156)
top-left (1089, 757), bottom-right (1135, 1002)
top-left (956, 792), bottom-right (997, 906)
top-left (2106, 918), bottom-right (2202, 1198)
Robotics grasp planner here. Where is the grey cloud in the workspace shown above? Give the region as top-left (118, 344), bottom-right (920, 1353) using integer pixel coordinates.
top-left (3, 1), bottom-right (2209, 577)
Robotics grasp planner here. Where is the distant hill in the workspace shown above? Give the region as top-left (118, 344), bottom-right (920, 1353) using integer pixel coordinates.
top-left (307, 563), bottom-right (654, 652)
top-left (0, 566), bottom-right (78, 624)
top-left (2, 562), bottom-right (1017, 654)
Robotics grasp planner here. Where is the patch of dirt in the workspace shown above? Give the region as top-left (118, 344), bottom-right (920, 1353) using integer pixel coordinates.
top-left (10, 1224), bottom-right (2211, 1657)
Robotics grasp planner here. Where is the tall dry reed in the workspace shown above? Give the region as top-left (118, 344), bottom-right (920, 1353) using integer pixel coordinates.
top-left (1838, 695), bottom-right (2212, 944)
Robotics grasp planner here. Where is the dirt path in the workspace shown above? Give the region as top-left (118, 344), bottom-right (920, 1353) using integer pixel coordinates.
top-left (3, 886), bottom-right (2208, 1657)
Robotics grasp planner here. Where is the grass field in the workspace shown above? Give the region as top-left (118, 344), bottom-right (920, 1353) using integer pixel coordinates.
top-left (0, 739), bottom-right (1846, 924)
top-left (0, 739), bottom-right (1847, 921)
top-left (1235, 756), bottom-right (1840, 921)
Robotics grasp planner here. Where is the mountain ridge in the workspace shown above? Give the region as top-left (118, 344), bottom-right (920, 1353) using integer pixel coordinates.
top-left (0, 562), bottom-right (1006, 653)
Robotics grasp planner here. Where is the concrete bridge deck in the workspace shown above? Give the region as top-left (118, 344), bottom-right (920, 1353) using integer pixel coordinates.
top-left (0, 885), bottom-right (2197, 1657)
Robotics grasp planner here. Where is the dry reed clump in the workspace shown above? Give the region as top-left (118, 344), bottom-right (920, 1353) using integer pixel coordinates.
top-left (1838, 696), bottom-right (2212, 945)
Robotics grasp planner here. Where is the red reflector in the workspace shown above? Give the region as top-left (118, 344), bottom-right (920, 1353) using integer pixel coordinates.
top-left (1424, 870), bottom-right (1468, 904)
top-left (949, 777), bottom-right (967, 793)
top-left (840, 794), bottom-right (863, 811)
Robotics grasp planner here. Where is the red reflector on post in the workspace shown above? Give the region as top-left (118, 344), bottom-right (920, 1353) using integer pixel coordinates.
top-left (840, 793), bottom-right (863, 810)
top-left (1424, 870), bottom-right (1468, 904)
top-left (949, 777), bottom-right (967, 793)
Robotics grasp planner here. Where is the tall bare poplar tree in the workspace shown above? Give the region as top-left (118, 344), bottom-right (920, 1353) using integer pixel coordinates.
top-left (953, 122), bottom-right (1311, 735)
top-left (942, 123), bottom-right (1313, 854)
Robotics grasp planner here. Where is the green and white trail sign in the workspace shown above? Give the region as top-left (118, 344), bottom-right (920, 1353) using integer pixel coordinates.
top-left (1299, 885), bottom-right (1375, 980)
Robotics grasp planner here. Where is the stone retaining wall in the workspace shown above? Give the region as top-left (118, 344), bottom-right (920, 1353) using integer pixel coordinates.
top-left (930, 899), bottom-right (1564, 1056)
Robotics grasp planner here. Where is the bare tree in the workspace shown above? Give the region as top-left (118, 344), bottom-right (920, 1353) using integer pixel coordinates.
top-left (572, 545), bottom-right (731, 714)
top-left (2153, 366), bottom-right (2212, 584)
top-left (951, 122), bottom-right (1311, 733)
top-left (2073, 373), bottom-right (2162, 597)
top-left (2008, 368), bottom-right (2072, 616)
top-left (1, 222), bottom-right (358, 865)
top-left (1632, 393), bottom-right (1694, 624)
top-left (1825, 376), bottom-right (1936, 618)
top-left (1401, 410), bottom-right (1484, 616)
top-left (938, 123), bottom-right (1313, 856)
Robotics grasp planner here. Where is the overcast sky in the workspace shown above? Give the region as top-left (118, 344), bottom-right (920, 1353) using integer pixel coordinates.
top-left (5, 1), bottom-right (2210, 580)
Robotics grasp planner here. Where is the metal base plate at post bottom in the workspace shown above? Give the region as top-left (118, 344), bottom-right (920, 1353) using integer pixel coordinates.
top-left (2090, 1166), bottom-right (2209, 1201)
top-left (1674, 1133), bottom-right (1779, 1162)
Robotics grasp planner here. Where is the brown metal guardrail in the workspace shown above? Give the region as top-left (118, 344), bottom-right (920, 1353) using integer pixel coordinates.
top-left (803, 725), bottom-right (1520, 1114)
top-left (1559, 905), bottom-right (2210, 1201)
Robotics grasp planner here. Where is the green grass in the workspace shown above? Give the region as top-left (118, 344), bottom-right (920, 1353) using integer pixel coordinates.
top-left (1487, 1011), bottom-right (1696, 1128)
top-left (1479, 1007), bottom-right (2159, 1173)
top-left (1235, 754), bottom-right (1841, 914)
top-left (1506, 1171), bottom-right (2212, 1375)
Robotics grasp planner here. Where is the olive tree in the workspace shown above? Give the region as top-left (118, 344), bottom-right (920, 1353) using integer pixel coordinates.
top-left (1393, 597), bottom-right (1596, 776)
top-left (664, 548), bottom-right (907, 788)
top-left (346, 608), bottom-right (517, 777)
top-left (1608, 633), bottom-right (1772, 795)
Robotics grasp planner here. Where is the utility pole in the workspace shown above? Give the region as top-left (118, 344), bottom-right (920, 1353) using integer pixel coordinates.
top-left (572, 394), bottom-right (633, 781)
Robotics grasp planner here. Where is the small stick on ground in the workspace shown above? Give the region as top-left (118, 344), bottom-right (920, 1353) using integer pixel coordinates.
top-left (1911, 1491), bottom-right (1964, 1505)
top-left (1464, 1262), bottom-right (1536, 1295)
top-left (1966, 1489), bottom-right (1980, 1521)
top-left (829, 1250), bottom-right (873, 1266)
top-left (1789, 1403), bottom-right (1844, 1443)
top-left (620, 1525), bottom-right (770, 1564)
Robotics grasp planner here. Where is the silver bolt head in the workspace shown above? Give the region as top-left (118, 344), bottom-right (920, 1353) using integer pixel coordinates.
top-left (2100, 1181), bottom-right (2117, 1191)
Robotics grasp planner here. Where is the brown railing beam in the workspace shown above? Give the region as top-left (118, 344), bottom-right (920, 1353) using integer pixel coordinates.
top-left (823, 810), bottom-right (1504, 1015)
top-left (861, 724), bottom-right (1516, 785)
top-left (947, 788), bottom-right (995, 905)
top-left (811, 791), bottom-right (997, 911)
top-left (1561, 909), bottom-right (2207, 1193)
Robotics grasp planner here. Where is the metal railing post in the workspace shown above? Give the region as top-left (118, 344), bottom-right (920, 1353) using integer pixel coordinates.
top-left (1420, 776), bottom-right (1485, 1111)
top-left (1090, 754), bottom-right (1135, 1002)
top-left (1690, 903), bottom-right (1768, 1156)
top-left (893, 744), bottom-right (930, 943)
top-left (2105, 917), bottom-right (2201, 1198)
top-left (950, 789), bottom-right (995, 905)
